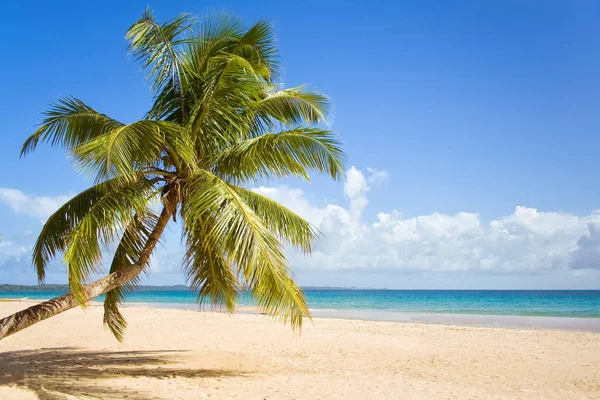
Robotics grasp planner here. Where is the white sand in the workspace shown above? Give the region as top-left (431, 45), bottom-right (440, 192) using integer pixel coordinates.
top-left (1, 301), bottom-right (599, 399)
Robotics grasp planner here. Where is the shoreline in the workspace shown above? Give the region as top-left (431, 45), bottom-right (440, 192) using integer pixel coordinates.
top-left (125, 301), bottom-right (600, 333)
top-left (4, 298), bottom-right (600, 333)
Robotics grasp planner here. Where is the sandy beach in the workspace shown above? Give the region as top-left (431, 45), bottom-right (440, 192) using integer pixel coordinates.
top-left (1, 301), bottom-right (599, 399)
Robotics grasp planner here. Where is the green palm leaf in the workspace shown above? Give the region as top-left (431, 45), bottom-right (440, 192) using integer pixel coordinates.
top-left (31, 176), bottom-right (148, 283)
top-left (104, 210), bottom-right (159, 341)
top-left (74, 120), bottom-right (196, 183)
top-left (126, 8), bottom-right (195, 104)
top-left (232, 186), bottom-right (318, 253)
top-left (251, 86), bottom-right (330, 129)
top-left (183, 213), bottom-right (240, 312)
top-left (186, 53), bottom-right (264, 151)
top-left (21, 96), bottom-right (123, 157)
top-left (184, 13), bottom-right (274, 80)
top-left (62, 177), bottom-right (158, 303)
top-left (213, 127), bottom-right (346, 184)
top-left (230, 20), bottom-right (279, 81)
top-left (182, 170), bottom-right (309, 329)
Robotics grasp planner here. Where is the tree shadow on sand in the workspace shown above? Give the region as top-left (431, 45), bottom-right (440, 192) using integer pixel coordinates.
top-left (0, 347), bottom-right (247, 399)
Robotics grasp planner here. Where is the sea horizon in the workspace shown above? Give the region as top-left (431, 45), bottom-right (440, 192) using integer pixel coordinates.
top-left (2, 283), bottom-right (599, 291)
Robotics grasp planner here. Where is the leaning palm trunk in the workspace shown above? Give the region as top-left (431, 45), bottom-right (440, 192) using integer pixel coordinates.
top-left (0, 202), bottom-right (174, 340)
top-left (0, 265), bottom-right (139, 340)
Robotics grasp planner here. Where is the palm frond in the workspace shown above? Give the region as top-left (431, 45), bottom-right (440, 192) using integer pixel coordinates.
top-left (232, 186), bottom-right (318, 253)
top-left (103, 210), bottom-right (159, 341)
top-left (250, 86), bottom-right (330, 129)
top-left (126, 8), bottom-right (195, 105)
top-left (31, 176), bottom-right (147, 283)
top-left (181, 170), bottom-right (310, 329)
top-left (230, 20), bottom-right (279, 81)
top-left (184, 12), bottom-right (246, 74)
top-left (212, 127), bottom-right (346, 184)
top-left (62, 177), bottom-right (158, 304)
top-left (186, 53), bottom-right (265, 152)
top-left (74, 120), bottom-right (196, 183)
top-left (21, 96), bottom-right (123, 157)
top-left (183, 12), bottom-right (277, 80)
top-left (182, 213), bottom-right (239, 311)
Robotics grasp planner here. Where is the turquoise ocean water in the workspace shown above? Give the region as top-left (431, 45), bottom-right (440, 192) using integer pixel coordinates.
top-left (1, 289), bottom-right (599, 318)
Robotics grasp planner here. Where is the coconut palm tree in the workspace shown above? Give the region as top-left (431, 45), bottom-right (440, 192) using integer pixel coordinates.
top-left (0, 9), bottom-right (345, 341)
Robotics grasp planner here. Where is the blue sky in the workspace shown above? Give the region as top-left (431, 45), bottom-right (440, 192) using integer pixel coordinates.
top-left (1, 0), bottom-right (599, 288)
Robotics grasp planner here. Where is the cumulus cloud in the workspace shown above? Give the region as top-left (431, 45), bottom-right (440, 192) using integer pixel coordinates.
top-left (255, 166), bottom-right (600, 274)
top-left (0, 240), bottom-right (29, 260)
top-left (366, 168), bottom-right (390, 186)
top-left (344, 167), bottom-right (369, 220)
top-left (252, 186), bottom-right (327, 226)
top-left (0, 239), bottom-right (34, 283)
top-left (569, 223), bottom-right (600, 270)
top-left (0, 188), bottom-right (71, 221)
top-left (2, 167), bottom-right (599, 284)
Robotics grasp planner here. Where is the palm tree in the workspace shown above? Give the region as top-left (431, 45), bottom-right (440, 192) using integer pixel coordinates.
top-left (0, 9), bottom-right (345, 341)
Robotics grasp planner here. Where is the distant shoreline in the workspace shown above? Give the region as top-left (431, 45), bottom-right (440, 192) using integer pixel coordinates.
top-left (1, 284), bottom-right (598, 292)
top-left (0, 284), bottom-right (378, 292)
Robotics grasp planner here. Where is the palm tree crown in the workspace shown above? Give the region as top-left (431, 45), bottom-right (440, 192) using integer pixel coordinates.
top-left (20, 9), bottom-right (345, 340)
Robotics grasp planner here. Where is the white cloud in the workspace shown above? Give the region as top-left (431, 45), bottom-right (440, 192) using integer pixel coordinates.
top-left (0, 240), bottom-right (29, 261)
top-left (2, 167), bottom-right (599, 287)
top-left (0, 188), bottom-right (71, 221)
top-left (252, 186), bottom-right (327, 226)
top-left (0, 239), bottom-right (33, 283)
top-left (344, 166), bottom-right (370, 221)
top-left (569, 224), bottom-right (600, 270)
top-left (255, 167), bottom-right (600, 274)
top-left (366, 167), bottom-right (390, 186)
top-left (344, 166), bottom-right (369, 199)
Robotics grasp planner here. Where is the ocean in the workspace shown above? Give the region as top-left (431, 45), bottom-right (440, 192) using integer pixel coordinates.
top-left (1, 289), bottom-right (599, 318)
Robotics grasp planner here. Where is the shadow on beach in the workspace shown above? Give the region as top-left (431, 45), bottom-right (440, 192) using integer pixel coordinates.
top-left (0, 347), bottom-right (245, 399)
